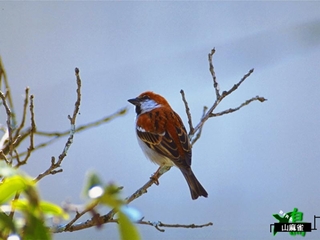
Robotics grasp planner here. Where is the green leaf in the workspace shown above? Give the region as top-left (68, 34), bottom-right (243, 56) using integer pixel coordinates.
top-left (11, 199), bottom-right (68, 219)
top-left (118, 211), bottom-right (140, 240)
top-left (0, 211), bottom-right (16, 232)
top-left (38, 201), bottom-right (68, 219)
top-left (99, 184), bottom-right (124, 208)
top-left (23, 214), bottom-right (51, 240)
top-left (80, 171), bottom-right (141, 239)
top-left (0, 175), bottom-right (34, 204)
top-left (11, 199), bottom-right (29, 212)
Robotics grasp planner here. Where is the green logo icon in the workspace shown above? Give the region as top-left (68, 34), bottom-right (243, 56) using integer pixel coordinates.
top-left (272, 208), bottom-right (307, 236)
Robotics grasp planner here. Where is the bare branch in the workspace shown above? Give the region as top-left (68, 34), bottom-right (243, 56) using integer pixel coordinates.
top-left (0, 150), bottom-right (8, 163)
top-left (125, 166), bottom-right (171, 204)
top-left (9, 193), bottom-right (21, 219)
top-left (0, 57), bottom-right (16, 126)
top-left (34, 68), bottom-right (82, 182)
top-left (208, 48), bottom-right (220, 99)
top-left (29, 95), bottom-right (36, 149)
top-left (0, 90), bottom-right (14, 162)
top-left (54, 214), bottom-right (212, 233)
top-left (15, 108), bottom-right (127, 158)
top-left (191, 97), bottom-right (219, 138)
top-left (63, 201), bottom-right (99, 232)
top-left (69, 67), bottom-right (81, 125)
top-left (186, 51), bottom-right (263, 144)
top-left (36, 108), bottom-right (127, 137)
top-left (180, 89), bottom-right (194, 135)
top-left (15, 95), bottom-right (36, 167)
top-left (138, 220), bottom-right (213, 232)
top-left (14, 87), bottom-right (29, 138)
top-left (222, 68), bottom-right (254, 97)
top-left (209, 96), bottom-right (267, 117)
top-left (191, 106), bottom-right (208, 146)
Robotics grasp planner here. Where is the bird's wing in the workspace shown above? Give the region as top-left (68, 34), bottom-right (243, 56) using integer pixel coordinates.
top-left (136, 110), bottom-right (192, 167)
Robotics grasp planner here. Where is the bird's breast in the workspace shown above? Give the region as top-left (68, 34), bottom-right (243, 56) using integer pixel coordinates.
top-left (136, 134), bottom-right (174, 167)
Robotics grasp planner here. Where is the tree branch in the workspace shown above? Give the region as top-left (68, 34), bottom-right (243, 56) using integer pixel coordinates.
top-left (209, 95), bottom-right (266, 117)
top-left (208, 48), bottom-right (220, 99)
top-left (14, 87), bottom-right (29, 139)
top-left (0, 56), bottom-right (17, 126)
top-left (34, 68), bottom-right (82, 182)
top-left (12, 108), bottom-right (127, 158)
top-left (15, 95), bottom-right (36, 167)
top-left (0, 90), bottom-right (14, 161)
top-left (181, 49), bottom-right (266, 145)
top-left (138, 220), bottom-right (213, 232)
top-left (191, 106), bottom-right (208, 146)
top-left (180, 89), bottom-right (194, 136)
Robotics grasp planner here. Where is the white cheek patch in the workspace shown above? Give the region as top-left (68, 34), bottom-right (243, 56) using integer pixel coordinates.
top-left (140, 99), bottom-right (161, 114)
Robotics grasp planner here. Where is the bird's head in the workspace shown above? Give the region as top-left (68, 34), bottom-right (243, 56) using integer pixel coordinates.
top-left (128, 91), bottom-right (171, 115)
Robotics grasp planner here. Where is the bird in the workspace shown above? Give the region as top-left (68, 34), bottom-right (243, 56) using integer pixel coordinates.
top-left (128, 91), bottom-right (208, 200)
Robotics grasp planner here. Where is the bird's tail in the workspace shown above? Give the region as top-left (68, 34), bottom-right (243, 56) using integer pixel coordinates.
top-left (181, 168), bottom-right (208, 200)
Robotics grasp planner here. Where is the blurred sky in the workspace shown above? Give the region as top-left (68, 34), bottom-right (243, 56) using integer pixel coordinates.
top-left (1, 2), bottom-right (320, 240)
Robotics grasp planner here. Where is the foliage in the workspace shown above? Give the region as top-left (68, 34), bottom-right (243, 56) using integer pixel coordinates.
top-left (0, 163), bottom-right (68, 239)
top-left (83, 172), bottom-right (141, 240)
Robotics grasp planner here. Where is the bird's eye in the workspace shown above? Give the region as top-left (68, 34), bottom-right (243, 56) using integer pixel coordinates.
top-left (140, 95), bottom-right (150, 100)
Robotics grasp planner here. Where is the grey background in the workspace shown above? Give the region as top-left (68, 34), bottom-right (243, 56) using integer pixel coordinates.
top-left (1, 2), bottom-right (320, 240)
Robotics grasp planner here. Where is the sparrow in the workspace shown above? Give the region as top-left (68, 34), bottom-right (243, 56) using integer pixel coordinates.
top-left (128, 91), bottom-right (208, 200)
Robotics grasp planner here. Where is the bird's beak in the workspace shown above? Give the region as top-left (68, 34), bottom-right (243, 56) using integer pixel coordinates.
top-left (128, 98), bottom-right (140, 106)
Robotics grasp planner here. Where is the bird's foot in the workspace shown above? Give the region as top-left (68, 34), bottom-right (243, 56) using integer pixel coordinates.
top-left (150, 170), bottom-right (161, 185)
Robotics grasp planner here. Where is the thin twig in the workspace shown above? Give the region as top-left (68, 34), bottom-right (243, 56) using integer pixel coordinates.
top-left (34, 68), bottom-right (82, 182)
top-left (221, 68), bottom-right (254, 97)
top-left (8, 193), bottom-right (20, 219)
top-left (191, 106), bottom-right (208, 146)
top-left (36, 108), bottom-right (127, 137)
top-left (209, 96), bottom-right (267, 117)
top-left (15, 108), bottom-right (127, 157)
top-left (126, 166), bottom-right (171, 204)
top-left (14, 87), bottom-right (29, 139)
top-left (13, 149), bottom-right (20, 163)
top-left (190, 68), bottom-right (256, 140)
top-left (64, 201), bottom-right (99, 231)
top-left (29, 95), bottom-right (36, 148)
top-left (15, 95), bottom-right (36, 167)
top-left (69, 68), bottom-right (81, 125)
top-left (0, 57), bottom-right (17, 126)
top-left (139, 220), bottom-right (213, 232)
top-left (208, 48), bottom-right (220, 99)
top-left (190, 97), bottom-right (219, 138)
top-left (0, 90), bottom-right (14, 162)
top-left (180, 89), bottom-right (194, 135)
top-left (0, 150), bottom-right (8, 163)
